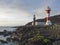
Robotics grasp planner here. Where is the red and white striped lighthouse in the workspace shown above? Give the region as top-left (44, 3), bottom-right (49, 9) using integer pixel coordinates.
top-left (45, 6), bottom-right (52, 25)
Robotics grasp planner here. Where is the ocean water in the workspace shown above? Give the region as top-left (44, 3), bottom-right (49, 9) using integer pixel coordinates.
top-left (0, 26), bottom-right (17, 45)
top-left (0, 42), bottom-right (17, 45)
top-left (0, 26), bottom-right (16, 32)
top-left (0, 35), bottom-right (17, 45)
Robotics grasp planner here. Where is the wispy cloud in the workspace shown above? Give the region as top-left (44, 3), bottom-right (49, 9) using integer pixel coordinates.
top-left (0, 0), bottom-right (32, 26)
top-left (34, 0), bottom-right (56, 19)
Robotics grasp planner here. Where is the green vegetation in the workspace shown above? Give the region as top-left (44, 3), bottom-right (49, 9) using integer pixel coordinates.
top-left (29, 31), bottom-right (43, 41)
top-left (43, 38), bottom-right (50, 43)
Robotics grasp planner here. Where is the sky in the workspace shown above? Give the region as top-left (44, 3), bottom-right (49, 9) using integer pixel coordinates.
top-left (0, 0), bottom-right (60, 26)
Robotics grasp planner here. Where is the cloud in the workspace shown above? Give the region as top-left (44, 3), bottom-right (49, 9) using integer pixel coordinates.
top-left (0, 0), bottom-right (33, 26)
top-left (0, 7), bottom-right (32, 25)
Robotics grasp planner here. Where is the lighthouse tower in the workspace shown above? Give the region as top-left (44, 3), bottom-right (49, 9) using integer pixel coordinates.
top-left (45, 6), bottom-right (52, 25)
top-left (32, 15), bottom-right (36, 26)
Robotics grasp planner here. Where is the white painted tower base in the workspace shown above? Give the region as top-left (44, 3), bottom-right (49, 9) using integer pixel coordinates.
top-left (46, 20), bottom-right (52, 25)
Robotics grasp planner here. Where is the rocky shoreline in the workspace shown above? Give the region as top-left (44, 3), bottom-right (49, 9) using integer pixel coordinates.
top-left (0, 24), bottom-right (60, 45)
top-left (4, 24), bottom-right (60, 45)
